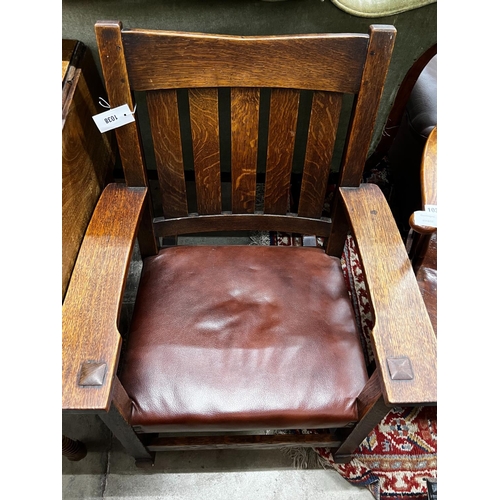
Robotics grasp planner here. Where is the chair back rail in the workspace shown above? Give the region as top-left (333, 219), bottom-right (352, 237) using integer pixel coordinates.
top-left (121, 30), bottom-right (368, 92)
top-left (95, 21), bottom-right (396, 249)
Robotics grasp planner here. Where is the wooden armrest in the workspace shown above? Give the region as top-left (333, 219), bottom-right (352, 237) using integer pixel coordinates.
top-left (340, 183), bottom-right (436, 406)
top-left (62, 184), bottom-right (148, 413)
top-left (409, 126), bottom-right (437, 234)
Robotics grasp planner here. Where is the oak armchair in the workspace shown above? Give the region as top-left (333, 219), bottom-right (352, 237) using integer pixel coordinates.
top-left (62, 21), bottom-right (437, 466)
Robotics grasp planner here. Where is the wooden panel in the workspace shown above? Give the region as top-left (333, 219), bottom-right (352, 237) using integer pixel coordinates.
top-left (95, 21), bottom-right (148, 188)
top-left (122, 30), bottom-right (368, 93)
top-left (189, 88), bottom-right (222, 214)
top-left (148, 433), bottom-right (341, 451)
top-left (340, 184), bottom-right (437, 406)
top-left (409, 126), bottom-right (437, 234)
top-left (421, 126), bottom-right (437, 207)
top-left (153, 213), bottom-right (331, 237)
top-left (62, 184), bottom-right (147, 412)
top-left (264, 89), bottom-right (300, 214)
top-left (231, 88), bottom-right (259, 213)
top-left (62, 40), bottom-right (115, 301)
top-left (147, 90), bottom-right (188, 217)
top-left (298, 91), bottom-right (342, 218)
top-left (62, 39), bottom-right (77, 82)
top-left (338, 25), bottom-right (397, 187)
top-left (95, 21), bottom-right (158, 257)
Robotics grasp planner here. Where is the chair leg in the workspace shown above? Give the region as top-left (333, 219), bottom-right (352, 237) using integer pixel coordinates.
top-left (99, 378), bottom-right (155, 466)
top-left (408, 230), bottom-right (432, 274)
top-left (326, 194), bottom-right (349, 257)
top-left (333, 370), bottom-right (389, 463)
top-left (62, 435), bottom-right (87, 461)
top-left (333, 396), bottom-right (388, 463)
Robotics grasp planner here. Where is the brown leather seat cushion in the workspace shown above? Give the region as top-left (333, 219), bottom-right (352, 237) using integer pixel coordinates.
top-left (120, 246), bottom-right (368, 432)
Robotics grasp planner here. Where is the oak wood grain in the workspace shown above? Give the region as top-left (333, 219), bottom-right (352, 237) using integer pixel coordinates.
top-left (95, 21), bottom-right (158, 257)
top-left (231, 88), bottom-right (260, 213)
top-left (95, 21), bottom-right (147, 188)
top-left (147, 90), bottom-right (189, 217)
top-left (62, 40), bottom-right (115, 301)
top-left (122, 30), bottom-right (368, 93)
top-left (87, 23), bottom-right (415, 462)
top-left (264, 89), bottom-right (300, 214)
top-left (340, 183), bottom-right (437, 406)
top-left (409, 126), bottom-right (437, 234)
top-left (338, 25), bottom-right (397, 187)
top-left (356, 368), bottom-right (383, 420)
top-left (421, 126), bottom-right (437, 206)
top-left (153, 213), bottom-right (332, 237)
top-left (189, 88), bottom-right (222, 215)
top-left (298, 91), bottom-right (342, 218)
top-left (62, 39), bottom-right (77, 83)
top-left (62, 184), bottom-right (147, 412)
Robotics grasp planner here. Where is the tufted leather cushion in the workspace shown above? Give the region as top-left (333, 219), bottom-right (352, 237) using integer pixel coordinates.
top-left (120, 245), bottom-right (368, 432)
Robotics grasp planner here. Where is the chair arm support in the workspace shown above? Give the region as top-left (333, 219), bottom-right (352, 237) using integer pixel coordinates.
top-left (340, 184), bottom-right (436, 406)
top-left (62, 184), bottom-right (148, 413)
top-left (409, 126), bottom-right (437, 234)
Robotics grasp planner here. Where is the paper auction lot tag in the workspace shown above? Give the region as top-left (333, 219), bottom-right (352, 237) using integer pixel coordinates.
top-left (92, 104), bottom-right (135, 133)
top-left (414, 204), bottom-right (437, 228)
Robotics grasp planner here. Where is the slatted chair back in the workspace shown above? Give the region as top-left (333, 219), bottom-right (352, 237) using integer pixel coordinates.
top-left (95, 22), bottom-right (396, 255)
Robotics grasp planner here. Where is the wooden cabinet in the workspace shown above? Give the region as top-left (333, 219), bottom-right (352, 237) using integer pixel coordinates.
top-left (62, 40), bottom-right (116, 301)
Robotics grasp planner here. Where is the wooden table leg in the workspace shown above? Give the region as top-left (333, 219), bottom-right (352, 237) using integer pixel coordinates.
top-left (62, 435), bottom-right (87, 461)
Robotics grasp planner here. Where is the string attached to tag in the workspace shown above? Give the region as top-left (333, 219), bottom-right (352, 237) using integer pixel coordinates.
top-left (98, 97), bottom-right (111, 109)
top-left (98, 97), bottom-right (137, 114)
top-left (92, 98), bottom-right (137, 133)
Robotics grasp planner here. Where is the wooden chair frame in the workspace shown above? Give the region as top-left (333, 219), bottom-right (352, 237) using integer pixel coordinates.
top-left (62, 22), bottom-right (436, 466)
top-left (408, 126), bottom-right (438, 271)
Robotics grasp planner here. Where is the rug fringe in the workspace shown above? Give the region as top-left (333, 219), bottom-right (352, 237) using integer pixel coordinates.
top-left (280, 446), bottom-right (325, 470)
top-left (249, 231), bottom-right (270, 246)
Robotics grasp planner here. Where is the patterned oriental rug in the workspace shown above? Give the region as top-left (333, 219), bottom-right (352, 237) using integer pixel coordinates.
top-left (262, 230), bottom-right (438, 500)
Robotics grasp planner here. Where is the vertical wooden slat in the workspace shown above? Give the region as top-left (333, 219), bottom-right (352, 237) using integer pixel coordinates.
top-left (338, 25), bottom-right (397, 187)
top-left (95, 20), bottom-right (157, 257)
top-left (230, 88), bottom-right (260, 214)
top-left (298, 91), bottom-right (342, 218)
top-left (147, 90), bottom-right (188, 217)
top-left (188, 88), bottom-right (222, 215)
top-left (264, 89), bottom-right (300, 214)
top-left (95, 21), bottom-right (147, 188)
